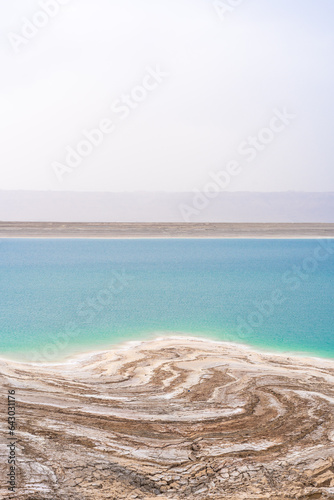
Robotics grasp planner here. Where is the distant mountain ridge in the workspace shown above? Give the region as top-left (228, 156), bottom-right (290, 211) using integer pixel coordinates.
top-left (1, 191), bottom-right (333, 223)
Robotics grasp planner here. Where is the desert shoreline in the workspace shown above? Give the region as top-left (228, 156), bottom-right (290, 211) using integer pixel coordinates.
top-left (1, 221), bottom-right (334, 238)
top-left (1, 334), bottom-right (334, 368)
top-left (1, 336), bottom-right (334, 498)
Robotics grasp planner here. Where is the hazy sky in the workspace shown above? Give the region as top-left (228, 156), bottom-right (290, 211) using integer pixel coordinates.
top-left (1, 0), bottom-right (333, 192)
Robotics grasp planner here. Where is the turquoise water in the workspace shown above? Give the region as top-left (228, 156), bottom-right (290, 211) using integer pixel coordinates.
top-left (0, 238), bottom-right (333, 362)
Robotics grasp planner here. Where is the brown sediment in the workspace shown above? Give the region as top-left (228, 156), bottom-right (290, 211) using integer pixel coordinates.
top-left (1, 337), bottom-right (334, 499)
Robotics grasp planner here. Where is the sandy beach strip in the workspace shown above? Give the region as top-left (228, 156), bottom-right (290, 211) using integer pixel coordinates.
top-left (1, 221), bottom-right (334, 238)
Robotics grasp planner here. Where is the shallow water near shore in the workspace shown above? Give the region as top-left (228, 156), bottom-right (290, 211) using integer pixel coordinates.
top-left (0, 238), bottom-right (333, 362)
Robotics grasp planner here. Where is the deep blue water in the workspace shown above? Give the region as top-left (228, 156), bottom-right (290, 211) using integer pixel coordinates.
top-left (0, 238), bottom-right (333, 362)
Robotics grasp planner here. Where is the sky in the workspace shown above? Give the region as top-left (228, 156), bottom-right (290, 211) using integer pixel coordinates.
top-left (0, 0), bottom-right (334, 192)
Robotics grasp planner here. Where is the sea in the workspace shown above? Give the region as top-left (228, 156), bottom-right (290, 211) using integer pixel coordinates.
top-left (0, 238), bottom-right (333, 362)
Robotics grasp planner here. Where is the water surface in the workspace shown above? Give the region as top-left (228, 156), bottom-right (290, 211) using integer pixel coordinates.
top-left (0, 238), bottom-right (333, 361)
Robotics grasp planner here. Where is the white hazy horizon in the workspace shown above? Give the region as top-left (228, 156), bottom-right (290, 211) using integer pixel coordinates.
top-left (1, 191), bottom-right (333, 223)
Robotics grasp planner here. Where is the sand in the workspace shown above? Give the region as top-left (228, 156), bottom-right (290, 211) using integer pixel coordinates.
top-left (1, 336), bottom-right (334, 499)
top-left (1, 221), bottom-right (334, 238)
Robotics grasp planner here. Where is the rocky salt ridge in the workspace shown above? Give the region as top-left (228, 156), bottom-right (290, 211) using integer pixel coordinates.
top-left (1, 337), bottom-right (334, 499)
